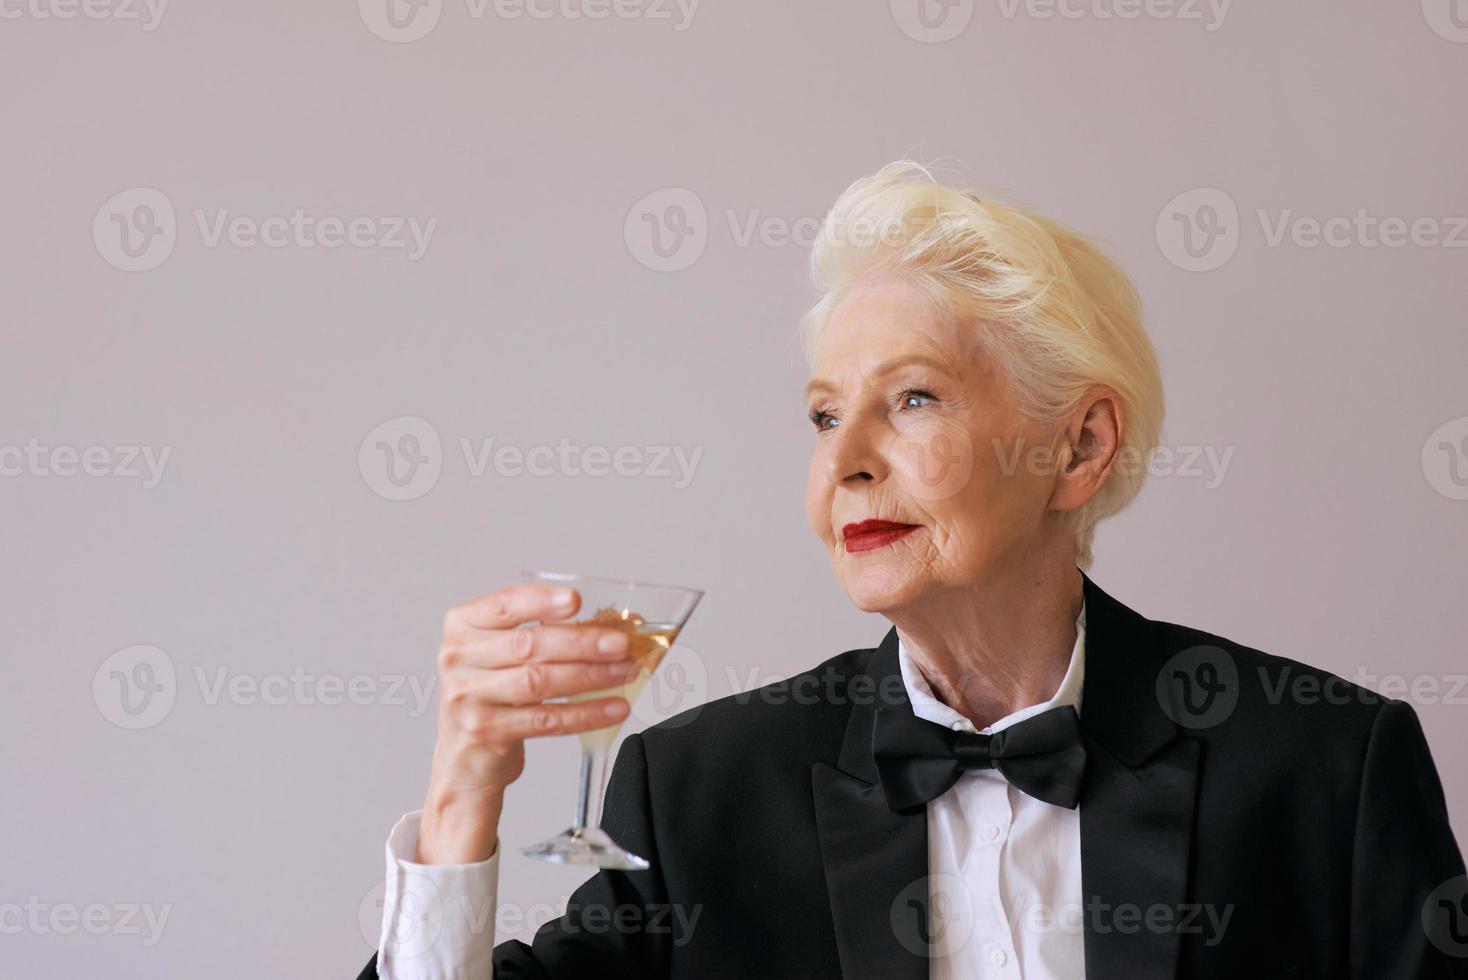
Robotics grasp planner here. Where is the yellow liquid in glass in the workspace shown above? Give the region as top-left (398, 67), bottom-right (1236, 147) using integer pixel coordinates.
top-left (564, 607), bottom-right (679, 749)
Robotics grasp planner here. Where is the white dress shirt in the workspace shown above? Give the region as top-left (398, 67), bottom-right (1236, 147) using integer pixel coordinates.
top-left (899, 601), bottom-right (1087, 979)
top-left (376, 601), bottom-right (1086, 980)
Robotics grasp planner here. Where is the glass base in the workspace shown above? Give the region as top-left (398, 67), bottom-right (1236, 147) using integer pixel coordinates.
top-left (520, 827), bottom-right (650, 871)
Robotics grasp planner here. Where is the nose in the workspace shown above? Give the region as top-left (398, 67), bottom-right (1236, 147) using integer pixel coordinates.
top-left (823, 417), bottom-right (890, 486)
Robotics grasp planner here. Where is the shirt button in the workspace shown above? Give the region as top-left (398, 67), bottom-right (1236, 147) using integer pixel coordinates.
top-left (979, 821), bottom-right (1000, 842)
top-left (988, 947), bottom-right (1008, 966)
top-left (950, 721), bottom-right (964, 731)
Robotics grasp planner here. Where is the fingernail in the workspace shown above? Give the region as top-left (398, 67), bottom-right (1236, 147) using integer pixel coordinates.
top-left (597, 661), bottom-right (633, 678)
top-left (554, 588), bottom-right (575, 608)
top-left (604, 700), bottom-right (628, 718)
top-left (597, 632), bottom-right (628, 654)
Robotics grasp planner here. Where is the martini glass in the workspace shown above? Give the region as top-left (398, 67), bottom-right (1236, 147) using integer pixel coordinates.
top-left (518, 571), bottom-right (703, 870)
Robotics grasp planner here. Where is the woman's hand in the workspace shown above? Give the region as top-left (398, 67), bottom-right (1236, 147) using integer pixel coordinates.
top-left (415, 583), bottom-right (639, 864)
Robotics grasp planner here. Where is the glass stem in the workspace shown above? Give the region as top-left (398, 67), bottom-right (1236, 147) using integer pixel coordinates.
top-left (574, 745), bottom-right (610, 833)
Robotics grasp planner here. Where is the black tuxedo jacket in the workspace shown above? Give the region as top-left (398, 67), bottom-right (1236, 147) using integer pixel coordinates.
top-left (357, 573), bottom-right (1467, 979)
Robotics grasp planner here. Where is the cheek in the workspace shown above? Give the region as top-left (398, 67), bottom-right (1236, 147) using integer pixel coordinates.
top-left (889, 418), bottom-right (978, 511)
top-left (804, 452), bottom-right (832, 541)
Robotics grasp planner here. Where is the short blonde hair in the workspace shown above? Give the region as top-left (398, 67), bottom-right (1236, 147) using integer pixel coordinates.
top-left (799, 161), bottom-right (1164, 570)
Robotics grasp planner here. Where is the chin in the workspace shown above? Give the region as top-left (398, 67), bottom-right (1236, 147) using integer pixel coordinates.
top-left (838, 558), bottom-right (929, 613)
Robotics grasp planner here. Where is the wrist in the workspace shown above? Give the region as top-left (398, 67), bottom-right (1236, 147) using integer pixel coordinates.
top-left (417, 782), bottom-right (504, 865)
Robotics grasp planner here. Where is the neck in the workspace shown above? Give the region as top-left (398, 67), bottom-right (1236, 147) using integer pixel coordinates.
top-left (888, 558), bottom-right (1084, 731)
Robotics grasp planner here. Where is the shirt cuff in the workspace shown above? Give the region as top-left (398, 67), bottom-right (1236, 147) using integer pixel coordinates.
top-left (377, 809), bottom-right (500, 980)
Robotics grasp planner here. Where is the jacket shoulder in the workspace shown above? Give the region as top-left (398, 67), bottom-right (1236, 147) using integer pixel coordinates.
top-left (1148, 616), bottom-right (1403, 745)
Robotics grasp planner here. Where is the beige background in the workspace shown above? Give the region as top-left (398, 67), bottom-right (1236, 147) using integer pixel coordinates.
top-left (3, 0), bottom-right (1466, 976)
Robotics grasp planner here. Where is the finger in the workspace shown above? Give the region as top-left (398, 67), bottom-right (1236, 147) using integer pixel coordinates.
top-left (462, 659), bottom-right (644, 706)
top-left (489, 697), bottom-right (631, 739)
top-left (447, 583), bottom-right (581, 633)
top-left (442, 623), bottom-right (630, 670)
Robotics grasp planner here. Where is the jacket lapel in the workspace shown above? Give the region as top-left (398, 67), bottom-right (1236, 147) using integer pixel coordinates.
top-left (1078, 571), bottom-right (1201, 980)
top-left (811, 628), bottom-right (930, 980)
top-left (810, 572), bottom-right (1201, 980)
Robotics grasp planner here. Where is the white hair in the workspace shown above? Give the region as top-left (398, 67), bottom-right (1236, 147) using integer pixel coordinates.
top-left (799, 161), bottom-right (1164, 570)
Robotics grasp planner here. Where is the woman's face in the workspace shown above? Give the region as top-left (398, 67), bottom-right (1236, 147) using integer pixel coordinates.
top-left (804, 279), bottom-right (1064, 613)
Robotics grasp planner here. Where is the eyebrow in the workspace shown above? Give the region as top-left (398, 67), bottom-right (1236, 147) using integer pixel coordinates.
top-left (804, 354), bottom-right (957, 399)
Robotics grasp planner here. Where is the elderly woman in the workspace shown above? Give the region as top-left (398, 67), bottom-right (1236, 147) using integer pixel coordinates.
top-left (356, 163), bottom-right (1466, 979)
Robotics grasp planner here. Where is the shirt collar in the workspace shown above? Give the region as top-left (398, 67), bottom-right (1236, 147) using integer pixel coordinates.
top-left (896, 599), bottom-right (1086, 735)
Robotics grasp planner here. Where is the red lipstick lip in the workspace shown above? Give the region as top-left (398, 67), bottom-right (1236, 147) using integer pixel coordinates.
top-left (841, 520), bottom-right (920, 554)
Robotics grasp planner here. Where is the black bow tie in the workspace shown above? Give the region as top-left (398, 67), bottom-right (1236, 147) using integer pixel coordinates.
top-left (872, 703), bottom-right (1088, 812)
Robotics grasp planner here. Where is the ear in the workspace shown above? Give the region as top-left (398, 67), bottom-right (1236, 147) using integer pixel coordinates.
top-left (1049, 387), bottom-right (1123, 514)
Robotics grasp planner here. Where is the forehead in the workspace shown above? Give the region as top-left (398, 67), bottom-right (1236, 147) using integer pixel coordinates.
top-left (814, 279), bottom-right (979, 378)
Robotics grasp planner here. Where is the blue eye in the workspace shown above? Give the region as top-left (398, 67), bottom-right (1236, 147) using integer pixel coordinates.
top-left (808, 408), bottom-right (839, 432)
top-left (900, 389), bottom-right (937, 410)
